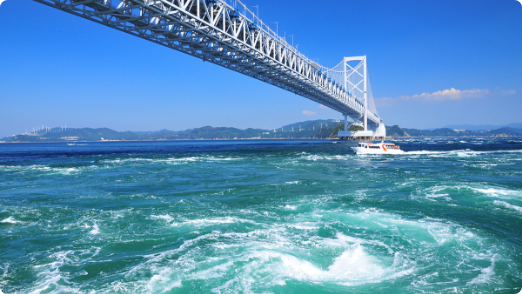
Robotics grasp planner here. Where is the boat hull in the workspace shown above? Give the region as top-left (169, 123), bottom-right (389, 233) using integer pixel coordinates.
top-left (352, 147), bottom-right (405, 155)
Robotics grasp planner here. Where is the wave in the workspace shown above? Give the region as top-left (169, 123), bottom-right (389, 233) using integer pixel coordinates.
top-left (471, 186), bottom-right (521, 199)
top-left (262, 245), bottom-right (412, 285)
top-left (493, 201), bottom-right (522, 214)
top-left (416, 185), bottom-right (521, 203)
top-left (102, 156), bottom-right (242, 165)
top-left (0, 216), bottom-right (23, 224)
top-left (294, 148), bottom-right (522, 161)
top-left (97, 208), bottom-right (506, 293)
top-left (115, 231), bottom-right (415, 293)
top-left (405, 149), bottom-right (522, 156)
top-left (0, 155), bottom-right (246, 175)
top-left (301, 154), bottom-right (353, 161)
top-left (467, 255), bottom-right (497, 286)
top-left (150, 214), bottom-right (174, 222)
top-left (0, 165), bottom-right (81, 175)
top-left (284, 181), bottom-right (300, 185)
top-left (24, 248), bottom-right (101, 294)
top-left (15, 205), bottom-right (513, 293)
top-left (89, 223), bottom-right (100, 235)
top-left (170, 217), bottom-right (258, 228)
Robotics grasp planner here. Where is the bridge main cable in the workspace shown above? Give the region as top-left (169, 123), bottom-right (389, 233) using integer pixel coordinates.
top-left (34, 0), bottom-right (381, 126)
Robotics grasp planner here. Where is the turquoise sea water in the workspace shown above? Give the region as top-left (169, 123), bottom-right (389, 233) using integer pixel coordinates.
top-left (1, 138), bottom-right (521, 293)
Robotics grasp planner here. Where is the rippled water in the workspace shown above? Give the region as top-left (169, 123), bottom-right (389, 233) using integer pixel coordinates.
top-left (1, 138), bottom-right (522, 293)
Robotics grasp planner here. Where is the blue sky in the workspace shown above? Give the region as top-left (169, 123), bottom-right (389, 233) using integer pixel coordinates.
top-left (0, 0), bottom-right (521, 137)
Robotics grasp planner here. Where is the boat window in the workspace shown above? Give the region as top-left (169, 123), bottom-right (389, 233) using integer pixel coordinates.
top-left (369, 146), bottom-right (380, 149)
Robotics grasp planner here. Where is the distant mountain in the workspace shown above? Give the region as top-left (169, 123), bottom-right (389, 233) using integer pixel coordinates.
top-left (386, 125), bottom-right (410, 137)
top-left (2, 128), bottom-right (141, 142)
top-left (133, 129), bottom-right (175, 135)
top-left (402, 128), bottom-right (461, 137)
top-left (2, 120), bottom-right (522, 143)
top-left (1, 120), bottom-right (343, 142)
top-left (397, 127), bottom-right (522, 138)
top-left (443, 123), bottom-right (522, 131)
top-left (279, 119), bottom-right (341, 131)
top-left (481, 127), bottom-right (522, 136)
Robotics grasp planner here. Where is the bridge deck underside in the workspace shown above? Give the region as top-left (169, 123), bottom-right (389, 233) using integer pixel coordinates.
top-left (34, 0), bottom-right (380, 126)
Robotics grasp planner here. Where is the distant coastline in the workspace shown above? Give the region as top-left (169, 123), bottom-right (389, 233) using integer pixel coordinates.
top-left (2, 119), bottom-right (521, 143)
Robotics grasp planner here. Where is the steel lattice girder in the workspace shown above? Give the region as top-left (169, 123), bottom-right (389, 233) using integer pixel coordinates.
top-left (34, 0), bottom-right (381, 126)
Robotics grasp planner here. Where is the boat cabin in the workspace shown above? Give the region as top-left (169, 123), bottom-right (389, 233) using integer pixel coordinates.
top-left (357, 142), bottom-right (401, 150)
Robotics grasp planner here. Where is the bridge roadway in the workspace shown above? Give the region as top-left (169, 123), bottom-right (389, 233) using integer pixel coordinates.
top-left (34, 0), bottom-right (382, 127)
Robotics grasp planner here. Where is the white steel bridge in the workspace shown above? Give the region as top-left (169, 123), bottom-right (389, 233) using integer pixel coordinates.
top-left (34, 0), bottom-right (385, 136)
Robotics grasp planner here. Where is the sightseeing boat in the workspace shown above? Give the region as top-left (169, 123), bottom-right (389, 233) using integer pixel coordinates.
top-left (351, 142), bottom-right (404, 155)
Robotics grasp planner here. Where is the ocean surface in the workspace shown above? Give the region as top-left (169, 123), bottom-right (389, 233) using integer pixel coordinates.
top-left (1, 138), bottom-right (521, 293)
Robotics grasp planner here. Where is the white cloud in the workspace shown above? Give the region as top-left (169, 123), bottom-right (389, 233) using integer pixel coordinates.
top-left (318, 104), bottom-right (329, 109)
top-left (375, 88), bottom-right (490, 107)
top-left (407, 88), bottom-right (490, 101)
top-left (500, 89), bottom-right (516, 96)
top-left (0, 0), bottom-right (6, 7)
top-left (302, 110), bottom-right (317, 116)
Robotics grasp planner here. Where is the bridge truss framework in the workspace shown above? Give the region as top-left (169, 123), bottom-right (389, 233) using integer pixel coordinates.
top-left (34, 0), bottom-right (384, 128)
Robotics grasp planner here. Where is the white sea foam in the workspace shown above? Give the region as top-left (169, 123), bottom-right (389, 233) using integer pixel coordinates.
top-left (125, 212), bottom-right (418, 291)
top-left (406, 149), bottom-right (522, 157)
top-left (145, 269), bottom-right (182, 292)
top-left (493, 201), bottom-right (522, 214)
top-left (0, 264), bottom-right (9, 284)
top-left (235, 242), bottom-right (413, 288)
top-left (88, 207), bottom-right (508, 293)
top-left (338, 209), bottom-right (476, 246)
top-left (173, 217), bottom-right (256, 227)
top-left (186, 261), bottom-right (234, 281)
top-left (286, 223), bottom-right (317, 230)
top-left (205, 157), bottom-right (241, 161)
top-left (0, 165), bottom-right (82, 175)
top-left (284, 181), bottom-right (300, 185)
top-left (421, 186), bottom-right (453, 201)
top-left (424, 184), bottom-right (520, 200)
top-left (302, 154), bottom-right (352, 161)
top-left (151, 214), bottom-right (174, 222)
top-left (27, 248), bottom-right (100, 293)
top-left (89, 223), bottom-right (100, 235)
top-left (467, 256), bottom-right (496, 285)
top-left (405, 150), bottom-right (447, 155)
top-left (103, 156), bottom-right (242, 166)
top-left (471, 187), bottom-right (520, 199)
top-left (56, 167), bottom-right (80, 175)
top-left (425, 193), bottom-right (451, 201)
top-left (0, 216), bottom-right (22, 224)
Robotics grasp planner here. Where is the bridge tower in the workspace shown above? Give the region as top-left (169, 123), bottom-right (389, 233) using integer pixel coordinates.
top-left (337, 56), bottom-right (386, 140)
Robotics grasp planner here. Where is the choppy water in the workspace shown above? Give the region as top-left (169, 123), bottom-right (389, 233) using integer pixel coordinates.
top-left (1, 138), bottom-right (522, 293)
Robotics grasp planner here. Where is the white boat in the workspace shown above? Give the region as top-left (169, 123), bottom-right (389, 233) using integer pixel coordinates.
top-left (351, 142), bottom-right (404, 155)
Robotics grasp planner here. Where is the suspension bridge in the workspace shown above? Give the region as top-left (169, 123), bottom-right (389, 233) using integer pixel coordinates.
top-left (33, 0), bottom-right (386, 139)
